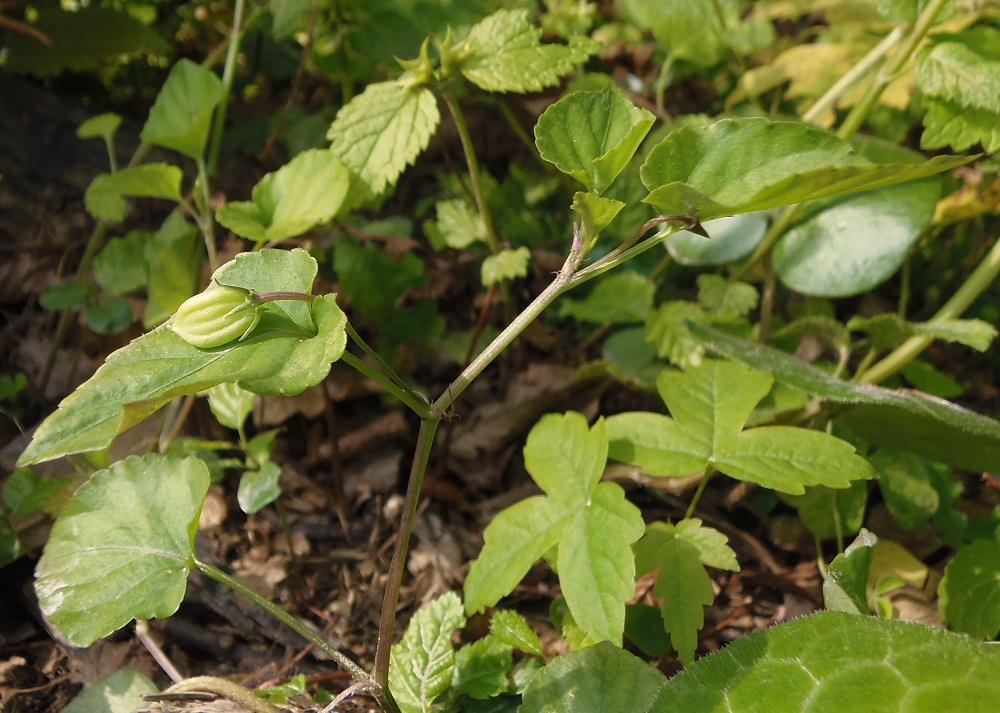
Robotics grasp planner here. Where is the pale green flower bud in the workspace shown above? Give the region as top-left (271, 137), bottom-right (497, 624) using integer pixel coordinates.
top-left (172, 285), bottom-right (261, 348)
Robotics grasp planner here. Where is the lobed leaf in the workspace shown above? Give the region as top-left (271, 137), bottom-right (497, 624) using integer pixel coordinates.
top-left (916, 27), bottom-right (1000, 113)
top-left (535, 86), bottom-right (655, 194)
top-left (327, 82), bottom-right (440, 202)
top-left (920, 97), bottom-right (1000, 153)
top-left (460, 9), bottom-right (599, 93)
top-left (559, 270), bottom-right (654, 324)
top-left (687, 321), bottom-right (1000, 472)
top-left (640, 118), bottom-right (973, 221)
top-left (524, 413), bottom-right (607, 505)
top-left (644, 532), bottom-right (712, 664)
top-left (140, 59), bottom-right (223, 160)
top-left (84, 164), bottom-right (183, 222)
top-left (481, 247), bottom-right (530, 286)
top-left (35, 454), bottom-right (209, 646)
top-left (607, 361), bottom-right (874, 494)
top-left (558, 483), bottom-right (644, 645)
top-left (216, 149), bottom-right (349, 242)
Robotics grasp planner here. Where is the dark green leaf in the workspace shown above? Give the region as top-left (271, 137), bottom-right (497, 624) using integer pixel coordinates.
top-left (823, 528), bottom-right (878, 614)
top-left (938, 538), bottom-right (1000, 639)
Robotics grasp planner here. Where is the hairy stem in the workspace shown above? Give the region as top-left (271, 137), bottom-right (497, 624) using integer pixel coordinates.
top-left (165, 677), bottom-right (283, 713)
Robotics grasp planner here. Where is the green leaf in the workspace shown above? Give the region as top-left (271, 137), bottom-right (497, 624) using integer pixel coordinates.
top-left (640, 118), bottom-right (972, 222)
top-left (86, 296), bottom-right (134, 335)
top-left (939, 538), bottom-right (1000, 639)
top-left (916, 27), bottom-right (1000, 113)
top-left (39, 283), bottom-right (91, 311)
top-left (77, 113), bottom-right (123, 144)
top-left (607, 360), bottom-right (875, 494)
top-left (206, 382), bottom-right (255, 431)
top-left (634, 522), bottom-right (718, 664)
top-left (900, 360), bottom-right (963, 399)
top-left (333, 237), bottom-right (427, 322)
top-left (520, 641), bottom-right (668, 713)
top-left (432, 198), bottom-right (487, 250)
top-left (624, 604), bottom-right (672, 658)
top-left (665, 212), bottom-right (768, 266)
top-left (3, 468), bottom-right (76, 520)
top-left (466, 414), bottom-right (644, 645)
top-left (460, 9), bottom-right (599, 93)
top-left (559, 483), bottom-right (644, 645)
top-left (140, 59), bottom-right (223, 160)
top-left (786, 480), bottom-right (869, 540)
top-left (559, 271), bottom-right (654, 324)
top-left (3, 6), bottom-right (169, 77)
top-left (327, 82), bottom-right (440, 202)
top-left (143, 211), bottom-right (200, 327)
top-left (63, 668), bottom-right (158, 713)
top-left (489, 609), bottom-right (543, 657)
top-left (238, 461), bottom-right (282, 515)
top-left (687, 321), bottom-right (1000, 472)
top-left (93, 230), bottom-right (151, 294)
top-left (920, 96), bottom-right (1000, 153)
top-left (215, 149), bottom-right (350, 243)
top-left (389, 591), bottom-right (466, 713)
top-left (644, 300), bottom-right (709, 367)
top-left (870, 449), bottom-right (940, 532)
top-left (455, 636), bottom-right (513, 699)
top-left (671, 518), bottom-right (739, 571)
top-left (823, 528), bottom-right (878, 614)
top-left (774, 139), bottom-right (940, 297)
top-left (621, 0), bottom-right (727, 67)
top-left (572, 192), bottom-right (627, 242)
top-left (657, 611), bottom-right (1000, 712)
top-left (696, 275), bottom-right (758, 319)
top-left (17, 250), bottom-right (347, 466)
top-left (35, 454), bottom-right (209, 646)
top-left (910, 318), bottom-right (998, 352)
top-left (535, 86), bottom-right (655, 194)
top-left (84, 164), bottom-right (184, 222)
top-left (464, 496), bottom-right (568, 615)
top-left (482, 247), bottom-right (530, 286)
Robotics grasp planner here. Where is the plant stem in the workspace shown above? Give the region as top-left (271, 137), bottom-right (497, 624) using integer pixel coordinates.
top-left (195, 158), bottom-right (220, 270)
top-left (431, 228), bottom-right (584, 413)
top-left (195, 560), bottom-right (368, 681)
top-left (802, 24), bottom-right (905, 126)
top-left (836, 0), bottom-right (949, 142)
top-left (341, 351), bottom-right (431, 418)
top-left (442, 91), bottom-right (501, 255)
top-left (166, 676), bottom-right (284, 713)
top-left (374, 417), bottom-right (440, 691)
top-left (207, 0), bottom-right (246, 176)
top-left (685, 467), bottom-right (714, 520)
top-left (859, 230), bottom-right (1000, 384)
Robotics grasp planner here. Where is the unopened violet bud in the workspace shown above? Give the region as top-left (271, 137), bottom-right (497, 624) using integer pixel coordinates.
top-left (172, 284), bottom-right (261, 348)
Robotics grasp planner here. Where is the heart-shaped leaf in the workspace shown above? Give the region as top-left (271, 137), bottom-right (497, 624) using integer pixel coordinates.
top-left (35, 454), bottom-right (209, 646)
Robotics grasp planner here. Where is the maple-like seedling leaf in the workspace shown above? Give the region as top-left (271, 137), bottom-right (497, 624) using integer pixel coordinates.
top-left (35, 454), bottom-right (209, 646)
top-left (389, 591), bottom-right (466, 713)
top-left (606, 360), bottom-right (875, 494)
top-left (327, 81), bottom-right (440, 204)
top-left (640, 118), bottom-right (974, 221)
top-left (465, 413), bottom-right (645, 645)
top-left (634, 519), bottom-right (739, 664)
top-left (460, 8), bottom-right (599, 94)
top-left (17, 249), bottom-right (347, 466)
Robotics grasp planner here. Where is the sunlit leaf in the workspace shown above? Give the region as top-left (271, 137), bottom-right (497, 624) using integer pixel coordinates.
top-left (84, 164), bottom-right (183, 222)
top-left (140, 59), bottom-right (223, 160)
top-left (35, 454), bottom-right (208, 646)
